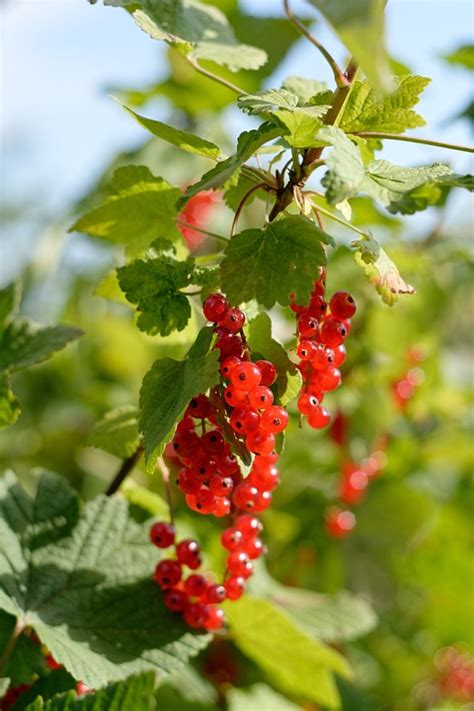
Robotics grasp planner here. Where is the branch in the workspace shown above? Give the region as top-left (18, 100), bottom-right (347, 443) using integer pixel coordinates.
top-left (186, 55), bottom-right (246, 96)
top-left (284, 0), bottom-right (348, 87)
top-left (350, 132), bottom-right (474, 154)
top-left (231, 182), bottom-right (270, 237)
top-left (105, 446), bottom-right (144, 496)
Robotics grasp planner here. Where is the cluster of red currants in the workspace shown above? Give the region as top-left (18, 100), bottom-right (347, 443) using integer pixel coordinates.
top-left (150, 293), bottom-right (288, 632)
top-left (291, 269), bottom-right (356, 430)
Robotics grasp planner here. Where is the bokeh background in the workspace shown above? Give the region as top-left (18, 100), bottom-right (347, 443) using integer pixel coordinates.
top-left (1, 1), bottom-right (473, 709)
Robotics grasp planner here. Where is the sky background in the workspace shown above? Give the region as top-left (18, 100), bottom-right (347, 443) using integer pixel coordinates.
top-left (0, 0), bottom-right (473, 284)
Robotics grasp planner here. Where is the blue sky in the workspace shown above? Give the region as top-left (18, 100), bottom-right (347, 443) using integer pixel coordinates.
top-left (0, 0), bottom-right (473, 283)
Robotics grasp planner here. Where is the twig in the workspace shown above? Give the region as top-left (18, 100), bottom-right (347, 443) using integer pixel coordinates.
top-left (157, 456), bottom-right (174, 526)
top-left (350, 132), bottom-right (474, 154)
top-left (231, 182), bottom-right (269, 237)
top-left (305, 195), bottom-right (370, 237)
top-left (0, 618), bottom-right (25, 676)
top-left (105, 446), bottom-right (144, 496)
top-left (312, 207), bottom-right (324, 231)
top-left (186, 55), bottom-right (246, 96)
top-left (283, 0), bottom-right (349, 87)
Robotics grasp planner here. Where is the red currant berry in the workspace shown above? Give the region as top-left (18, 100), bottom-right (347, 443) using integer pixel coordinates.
top-left (317, 366), bottom-right (342, 392)
top-left (223, 307), bottom-right (245, 333)
top-left (220, 356), bottom-right (241, 379)
top-left (325, 508), bottom-right (356, 538)
top-left (150, 521), bottom-right (175, 548)
top-left (206, 584), bottom-right (227, 603)
top-left (225, 576), bottom-right (246, 600)
top-left (172, 429), bottom-right (201, 457)
top-left (204, 606), bottom-right (226, 632)
top-left (154, 559), bottom-right (182, 588)
top-left (297, 340), bottom-right (319, 361)
top-left (231, 362), bottom-right (262, 391)
top-left (308, 295), bottom-right (328, 319)
top-left (209, 474), bottom-right (234, 497)
top-left (340, 467), bottom-right (368, 505)
top-left (297, 313), bottom-right (319, 338)
top-left (232, 482), bottom-right (260, 511)
top-left (202, 430), bottom-right (225, 454)
top-left (194, 487), bottom-right (216, 514)
top-left (76, 682), bottom-right (91, 696)
top-left (227, 551), bottom-right (253, 578)
top-left (253, 490), bottom-right (272, 512)
top-left (216, 332), bottom-right (244, 358)
top-left (311, 346), bottom-right (334, 371)
top-left (248, 465), bottom-right (279, 491)
top-left (248, 386), bottom-right (274, 410)
top-left (177, 415), bottom-right (195, 432)
top-left (224, 385), bottom-right (248, 407)
top-left (329, 291), bottom-right (356, 320)
top-left (184, 601), bottom-right (209, 629)
top-left (260, 406), bottom-right (289, 433)
top-left (307, 406), bottom-right (331, 429)
top-left (235, 514), bottom-right (263, 537)
top-left (189, 453), bottom-right (217, 481)
top-left (176, 539), bottom-right (201, 569)
top-left (184, 574), bottom-right (208, 598)
top-left (217, 452), bottom-right (240, 476)
top-left (230, 406), bottom-right (260, 435)
top-left (221, 527), bottom-right (244, 551)
top-left (45, 654), bottom-right (61, 671)
top-left (297, 392), bottom-right (319, 416)
top-left (320, 318), bottom-right (348, 348)
top-left (186, 394), bottom-right (213, 419)
top-left (255, 360), bottom-right (278, 386)
top-left (289, 292), bottom-right (306, 313)
top-left (177, 468), bottom-right (201, 495)
top-left (243, 537), bottom-right (266, 559)
top-left (213, 496), bottom-right (231, 517)
top-left (246, 430), bottom-right (276, 455)
top-left (164, 587), bottom-right (188, 612)
top-left (203, 293), bottom-right (229, 323)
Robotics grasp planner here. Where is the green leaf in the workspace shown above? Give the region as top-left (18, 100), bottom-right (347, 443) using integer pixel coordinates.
top-left (178, 123), bottom-right (281, 208)
top-left (223, 173), bottom-right (267, 211)
top-left (122, 485), bottom-right (169, 519)
top-left (0, 470), bottom-right (210, 688)
top-left (0, 282), bottom-right (21, 328)
top-left (237, 89), bottom-right (300, 115)
top-left (318, 126), bottom-right (366, 204)
top-left (273, 108), bottom-right (329, 148)
top-left (340, 75), bottom-right (430, 133)
top-left (69, 166), bottom-right (182, 256)
top-left (12, 668), bottom-right (76, 710)
top-left (281, 76), bottom-right (330, 105)
top-left (0, 319), bottom-right (82, 374)
top-left (228, 684), bottom-right (299, 711)
top-left (87, 406), bottom-right (141, 459)
top-left (443, 44), bottom-right (474, 71)
top-left (225, 596), bottom-right (351, 708)
top-left (0, 375), bottom-right (21, 428)
top-left (191, 43), bottom-right (267, 72)
top-left (388, 172), bottom-right (474, 214)
top-left (0, 610), bottom-right (47, 686)
top-left (139, 327), bottom-right (220, 468)
top-left (353, 237), bottom-right (415, 304)
top-left (117, 256), bottom-right (195, 336)
top-left (123, 106), bottom-right (221, 159)
top-left (0, 678), bottom-right (10, 697)
top-left (247, 314), bottom-right (302, 406)
top-left (25, 672), bottom-right (156, 710)
top-left (221, 216), bottom-right (331, 309)
top-left (306, 0), bottom-right (391, 91)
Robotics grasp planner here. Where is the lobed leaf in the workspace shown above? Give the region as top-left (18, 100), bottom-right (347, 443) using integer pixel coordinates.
top-left (0, 319), bottom-right (82, 374)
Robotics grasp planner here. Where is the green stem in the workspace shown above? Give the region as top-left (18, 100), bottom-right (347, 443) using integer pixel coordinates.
top-left (157, 456), bottom-right (174, 526)
top-left (231, 182), bottom-right (269, 237)
top-left (176, 219), bottom-right (228, 243)
top-left (283, 0), bottom-right (349, 87)
top-left (186, 55), bottom-right (246, 96)
top-left (0, 618), bottom-right (25, 676)
top-left (305, 195), bottom-right (370, 237)
top-left (351, 132), bottom-right (474, 154)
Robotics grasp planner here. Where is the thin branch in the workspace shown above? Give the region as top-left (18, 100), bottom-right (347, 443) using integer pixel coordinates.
top-left (283, 0), bottom-right (348, 87)
top-left (231, 182), bottom-right (269, 237)
top-left (312, 207), bottom-right (324, 231)
top-left (105, 446), bottom-right (144, 496)
top-left (0, 618), bottom-right (25, 676)
top-left (157, 456), bottom-right (174, 526)
top-left (176, 218), bottom-right (228, 243)
top-left (186, 55), bottom-right (246, 96)
top-left (350, 131), bottom-right (474, 154)
top-left (305, 194), bottom-right (370, 237)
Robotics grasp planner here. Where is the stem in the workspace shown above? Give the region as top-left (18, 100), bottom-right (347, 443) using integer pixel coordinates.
top-left (0, 618), bottom-right (24, 676)
top-left (186, 55), bottom-right (246, 96)
top-left (105, 446), bottom-right (144, 496)
top-left (283, 0), bottom-right (348, 87)
top-left (157, 456), bottom-right (174, 526)
top-left (176, 219), bottom-right (228, 243)
top-left (351, 131), bottom-right (474, 154)
top-left (231, 182), bottom-right (269, 237)
top-left (305, 195), bottom-right (370, 237)
top-left (313, 207), bottom-right (324, 231)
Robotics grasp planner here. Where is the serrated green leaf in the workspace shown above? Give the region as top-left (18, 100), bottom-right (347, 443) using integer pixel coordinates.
top-left (443, 44), bottom-right (474, 71)
top-left (247, 314), bottom-right (302, 406)
top-left (0, 470), bottom-right (210, 688)
top-left (191, 43), bottom-right (267, 72)
top-left (221, 216), bottom-right (331, 309)
top-left (117, 256), bottom-right (195, 336)
top-left (237, 89), bottom-right (299, 116)
top-left (69, 166), bottom-right (182, 256)
top-left (123, 106), bottom-right (221, 159)
top-left (223, 173), bottom-right (266, 211)
top-left (94, 270), bottom-right (130, 306)
top-left (87, 406), bottom-right (140, 459)
top-left (139, 327), bottom-right (220, 468)
top-left (340, 75), bottom-right (430, 133)
top-left (273, 108), bottom-right (329, 148)
top-left (0, 319), bottom-right (82, 374)
top-left (0, 610), bottom-right (47, 686)
top-left (225, 596), bottom-right (351, 708)
top-left (228, 684), bottom-right (299, 711)
top-left (25, 672), bottom-right (155, 710)
top-left (0, 375), bottom-right (21, 428)
top-left (12, 668), bottom-right (76, 710)
top-left (0, 282), bottom-right (21, 328)
top-left (281, 76), bottom-right (329, 105)
top-left (318, 126), bottom-right (366, 204)
top-left (178, 122), bottom-right (281, 208)
top-left (388, 172), bottom-right (474, 214)
top-left (306, 0), bottom-right (391, 91)
top-left (353, 237), bottom-right (415, 304)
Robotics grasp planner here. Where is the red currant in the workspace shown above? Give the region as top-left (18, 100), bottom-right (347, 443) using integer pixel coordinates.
top-left (212, 496), bottom-right (231, 517)
top-left (260, 406), bottom-right (289, 433)
top-left (230, 407), bottom-right (260, 434)
top-left (243, 537), bottom-right (266, 559)
top-left (150, 521), bottom-right (175, 548)
top-left (176, 539), bottom-right (201, 569)
top-left (248, 386), bottom-right (274, 410)
top-left (186, 394), bottom-right (213, 419)
top-left (246, 430), bottom-right (276, 455)
top-left (209, 474), bottom-right (234, 497)
top-left (320, 318), bottom-right (348, 348)
top-left (232, 482), bottom-right (260, 511)
top-left (224, 385), bottom-right (248, 407)
top-left (317, 366), bottom-right (342, 392)
top-left (221, 527), bottom-right (244, 551)
top-left (177, 468), bottom-right (201, 495)
top-left (202, 430), bottom-right (225, 454)
top-left (235, 514), bottom-right (263, 537)
top-left (223, 307), bottom-right (245, 333)
top-left (184, 602), bottom-right (209, 629)
top-left (325, 508), bottom-right (356, 538)
top-left (253, 490), bottom-right (272, 512)
top-left (154, 559), bottom-right (182, 588)
top-left (206, 584), bottom-right (227, 603)
top-left (297, 393), bottom-right (319, 416)
top-left (227, 551), bottom-right (253, 578)
top-left (332, 344), bottom-right (347, 367)
top-left (220, 356), bottom-right (241, 379)
top-left (225, 576), bottom-right (246, 600)
top-left (297, 313), bottom-right (319, 338)
top-left (329, 291), bottom-right (356, 320)
top-left (255, 360), bottom-right (277, 386)
top-left (203, 293), bottom-right (229, 322)
top-left (164, 587), bottom-right (188, 612)
top-left (231, 362), bottom-right (262, 391)
top-left (184, 574), bottom-right (208, 598)
top-left (307, 406), bottom-right (331, 429)
top-left (297, 340), bottom-right (319, 361)
top-left (204, 606), bottom-right (226, 631)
